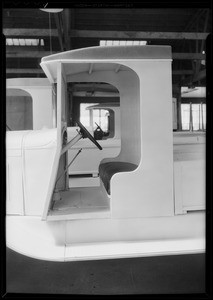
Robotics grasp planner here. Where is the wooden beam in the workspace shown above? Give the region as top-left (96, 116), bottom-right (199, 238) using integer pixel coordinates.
top-left (6, 50), bottom-right (206, 60)
top-left (3, 28), bottom-right (58, 37)
top-left (6, 68), bottom-right (43, 74)
top-left (6, 68), bottom-right (195, 76)
top-left (172, 53), bottom-right (205, 60)
top-left (70, 30), bottom-right (209, 40)
top-left (172, 70), bottom-right (193, 75)
top-left (6, 51), bottom-right (57, 58)
top-left (3, 28), bottom-right (209, 40)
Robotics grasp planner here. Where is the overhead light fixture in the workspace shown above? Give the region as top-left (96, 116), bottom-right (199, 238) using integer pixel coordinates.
top-left (40, 8), bottom-right (63, 13)
top-left (39, 8), bottom-right (64, 53)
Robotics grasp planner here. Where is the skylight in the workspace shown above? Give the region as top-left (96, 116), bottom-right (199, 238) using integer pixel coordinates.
top-left (6, 38), bottom-right (44, 46)
top-left (100, 40), bottom-right (147, 46)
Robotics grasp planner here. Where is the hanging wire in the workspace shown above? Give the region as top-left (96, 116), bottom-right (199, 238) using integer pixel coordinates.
top-left (48, 12), bottom-right (52, 53)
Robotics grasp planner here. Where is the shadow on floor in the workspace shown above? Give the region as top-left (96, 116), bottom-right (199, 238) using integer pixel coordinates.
top-left (6, 248), bottom-right (205, 295)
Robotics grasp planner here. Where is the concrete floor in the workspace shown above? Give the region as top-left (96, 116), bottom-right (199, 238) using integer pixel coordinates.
top-left (6, 248), bottom-right (205, 295)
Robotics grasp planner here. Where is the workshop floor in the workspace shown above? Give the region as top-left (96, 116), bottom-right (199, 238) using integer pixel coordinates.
top-left (6, 248), bottom-right (205, 295)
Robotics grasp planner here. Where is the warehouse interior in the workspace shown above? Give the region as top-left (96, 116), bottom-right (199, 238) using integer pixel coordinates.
top-left (3, 6), bottom-right (212, 295)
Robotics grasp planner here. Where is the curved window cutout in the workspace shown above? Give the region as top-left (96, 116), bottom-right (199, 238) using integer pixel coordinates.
top-left (81, 104), bottom-right (115, 140)
top-left (6, 89), bottom-right (33, 131)
top-left (70, 82), bottom-right (120, 140)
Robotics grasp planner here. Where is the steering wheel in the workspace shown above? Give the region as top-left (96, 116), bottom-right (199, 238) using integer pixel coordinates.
top-left (75, 120), bottom-right (102, 150)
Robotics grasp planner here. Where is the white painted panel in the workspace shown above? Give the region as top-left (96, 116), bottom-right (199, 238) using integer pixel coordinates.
top-left (24, 87), bottom-right (53, 130)
top-left (6, 216), bottom-right (65, 261)
top-left (68, 143), bottom-right (120, 175)
top-left (6, 215), bottom-right (204, 262)
top-left (6, 159), bottom-right (24, 215)
top-left (181, 160), bottom-right (205, 210)
top-left (67, 127), bottom-right (121, 175)
top-left (65, 238), bottom-right (205, 261)
top-left (42, 63), bottom-right (66, 219)
top-left (21, 129), bottom-right (57, 216)
top-left (66, 61), bottom-right (173, 218)
top-left (111, 61), bottom-right (173, 218)
top-left (65, 212), bottom-right (205, 244)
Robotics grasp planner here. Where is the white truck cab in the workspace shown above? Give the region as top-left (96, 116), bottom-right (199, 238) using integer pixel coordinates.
top-left (6, 45), bottom-right (205, 261)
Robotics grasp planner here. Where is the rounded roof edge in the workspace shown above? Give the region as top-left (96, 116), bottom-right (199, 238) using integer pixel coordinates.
top-left (6, 78), bottom-right (51, 87)
top-left (41, 45), bottom-right (172, 63)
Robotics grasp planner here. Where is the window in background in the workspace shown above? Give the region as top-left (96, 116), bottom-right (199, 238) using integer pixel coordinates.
top-left (80, 103), bottom-right (96, 127)
top-left (80, 103), bottom-right (113, 139)
top-left (181, 103), bottom-right (206, 131)
top-left (6, 89), bottom-right (33, 131)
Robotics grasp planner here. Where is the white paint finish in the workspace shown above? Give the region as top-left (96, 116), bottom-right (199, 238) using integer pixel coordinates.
top-left (6, 216), bottom-right (66, 261)
top-left (64, 238), bottom-right (205, 261)
top-left (111, 69), bottom-right (141, 165)
top-left (174, 161), bottom-right (184, 215)
top-left (65, 212), bottom-right (205, 244)
top-left (114, 106), bottom-right (121, 139)
top-left (53, 61), bottom-right (173, 218)
top-left (67, 67), bottom-right (141, 165)
top-left (25, 88), bottom-right (53, 130)
top-left (6, 131), bottom-right (27, 215)
top-left (6, 47), bottom-right (206, 260)
top-left (66, 126), bottom-right (121, 175)
top-left (68, 141), bottom-right (121, 175)
top-left (174, 160), bottom-right (205, 214)
top-left (6, 129), bottom-right (59, 216)
top-left (42, 63), bottom-right (66, 219)
top-left (6, 159), bottom-right (24, 215)
top-left (6, 130), bottom-right (29, 150)
top-left (173, 133), bottom-right (205, 215)
top-left (173, 131), bottom-right (206, 144)
top-left (21, 129), bottom-right (58, 216)
top-left (65, 62), bottom-right (173, 218)
top-left (6, 211), bottom-right (205, 261)
top-left (111, 61), bottom-right (173, 218)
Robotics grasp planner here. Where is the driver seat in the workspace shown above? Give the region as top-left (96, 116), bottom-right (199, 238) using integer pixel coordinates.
top-left (99, 161), bottom-right (137, 195)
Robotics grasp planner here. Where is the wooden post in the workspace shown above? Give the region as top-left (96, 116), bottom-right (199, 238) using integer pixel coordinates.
top-left (173, 85), bottom-right (182, 131)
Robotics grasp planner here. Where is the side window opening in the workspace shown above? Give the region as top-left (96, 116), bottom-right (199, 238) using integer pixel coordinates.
top-left (69, 82), bottom-right (120, 140)
top-left (6, 88), bottom-right (33, 131)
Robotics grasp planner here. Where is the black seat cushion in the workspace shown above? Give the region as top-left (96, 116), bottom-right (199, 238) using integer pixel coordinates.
top-left (99, 162), bottom-right (137, 194)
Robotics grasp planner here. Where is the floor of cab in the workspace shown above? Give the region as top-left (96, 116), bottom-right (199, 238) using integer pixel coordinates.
top-left (47, 186), bottom-right (110, 221)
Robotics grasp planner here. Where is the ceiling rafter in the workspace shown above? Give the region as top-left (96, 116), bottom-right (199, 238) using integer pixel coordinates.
top-left (3, 8), bottom-right (210, 86)
top-left (3, 28), bottom-right (209, 40)
top-left (70, 30), bottom-right (209, 40)
top-left (5, 68), bottom-right (195, 76)
top-left (6, 50), bottom-right (206, 60)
